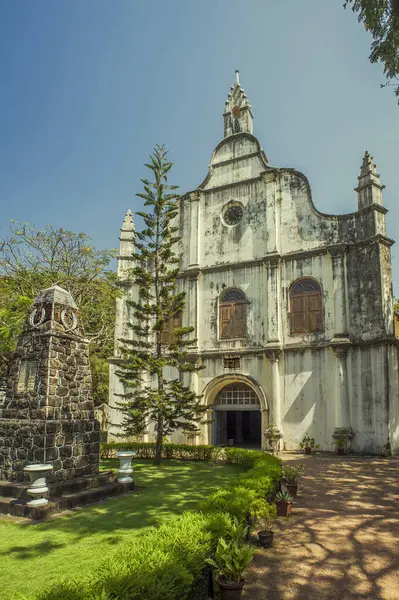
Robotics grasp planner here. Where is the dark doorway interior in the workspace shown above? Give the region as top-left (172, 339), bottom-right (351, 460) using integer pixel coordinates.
top-left (216, 410), bottom-right (261, 447)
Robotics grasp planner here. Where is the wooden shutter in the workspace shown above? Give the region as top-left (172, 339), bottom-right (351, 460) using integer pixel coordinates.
top-left (162, 314), bottom-right (183, 345)
top-left (306, 294), bottom-right (322, 332)
top-left (290, 296), bottom-right (306, 333)
top-left (232, 303), bottom-right (246, 338)
top-left (161, 322), bottom-right (171, 345)
top-left (171, 315), bottom-right (182, 343)
top-left (220, 304), bottom-right (232, 339)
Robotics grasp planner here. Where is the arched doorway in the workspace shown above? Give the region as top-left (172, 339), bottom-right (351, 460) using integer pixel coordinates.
top-left (213, 382), bottom-right (262, 448)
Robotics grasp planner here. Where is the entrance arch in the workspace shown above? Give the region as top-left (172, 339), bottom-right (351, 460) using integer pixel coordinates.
top-left (204, 375), bottom-right (268, 449)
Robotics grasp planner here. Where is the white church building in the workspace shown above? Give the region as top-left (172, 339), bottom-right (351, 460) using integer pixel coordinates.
top-left (109, 72), bottom-right (399, 454)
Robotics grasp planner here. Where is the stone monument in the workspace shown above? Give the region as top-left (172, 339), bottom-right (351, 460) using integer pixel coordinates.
top-left (0, 285), bottom-right (133, 519)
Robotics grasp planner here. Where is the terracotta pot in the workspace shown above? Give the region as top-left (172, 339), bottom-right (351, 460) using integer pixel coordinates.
top-left (305, 447), bottom-right (312, 455)
top-left (337, 448), bottom-right (345, 455)
top-left (276, 500), bottom-right (292, 517)
top-left (286, 482), bottom-right (298, 498)
top-left (258, 529), bottom-right (274, 548)
top-left (217, 577), bottom-right (245, 600)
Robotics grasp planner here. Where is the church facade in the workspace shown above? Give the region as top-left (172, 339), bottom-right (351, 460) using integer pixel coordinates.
top-left (109, 73), bottom-right (399, 455)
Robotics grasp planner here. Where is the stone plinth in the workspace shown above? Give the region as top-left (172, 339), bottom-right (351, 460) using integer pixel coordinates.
top-left (0, 419), bottom-right (99, 483)
top-left (0, 471), bottom-right (134, 520)
top-left (0, 285), bottom-right (99, 483)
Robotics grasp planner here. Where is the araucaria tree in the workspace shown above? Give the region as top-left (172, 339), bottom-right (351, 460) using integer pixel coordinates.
top-left (116, 145), bottom-right (206, 465)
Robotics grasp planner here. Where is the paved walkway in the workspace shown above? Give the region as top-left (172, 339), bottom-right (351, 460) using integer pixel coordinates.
top-left (243, 453), bottom-right (399, 600)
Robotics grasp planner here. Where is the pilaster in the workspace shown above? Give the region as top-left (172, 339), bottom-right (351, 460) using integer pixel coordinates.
top-left (265, 256), bottom-right (281, 343)
top-left (330, 337), bottom-right (352, 432)
top-left (189, 191), bottom-right (200, 268)
top-left (328, 244), bottom-right (348, 336)
top-left (186, 267), bottom-right (200, 350)
top-left (265, 349), bottom-right (282, 445)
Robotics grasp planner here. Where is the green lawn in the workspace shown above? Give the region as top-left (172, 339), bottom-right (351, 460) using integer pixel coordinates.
top-left (0, 459), bottom-right (242, 600)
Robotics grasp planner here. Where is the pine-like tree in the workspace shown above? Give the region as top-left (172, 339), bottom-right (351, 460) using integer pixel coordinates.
top-left (115, 145), bottom-right (206, 465)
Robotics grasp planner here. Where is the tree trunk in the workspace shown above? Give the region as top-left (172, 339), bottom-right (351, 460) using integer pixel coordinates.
top-left (155, 415), bottom-right (163, 466)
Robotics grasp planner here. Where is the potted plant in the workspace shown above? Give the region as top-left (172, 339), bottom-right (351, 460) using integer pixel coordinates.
top-left (206, 537), bottom-right (255, 600)
top-left (256, 505), bottom-right (277, 548)
top-left (281, 464), bottom-right (305, 498)
top-left (264, 423), bottom-right (282, 453)
top-left (333, 433), bottom-right (346, 455)
top-left (299, 435), bottom-right (319, 455)
top-left (275, 490), bottom-right (293, 517)
top-left (225, 517), bottom-right (249, 546)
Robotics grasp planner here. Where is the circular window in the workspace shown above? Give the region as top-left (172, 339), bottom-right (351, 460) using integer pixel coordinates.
top-left (222, 202), bottom-right (244, 226)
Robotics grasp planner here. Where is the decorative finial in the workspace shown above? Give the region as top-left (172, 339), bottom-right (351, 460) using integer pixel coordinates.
top-left (120, 209), bottom-right (135, 235)
top-left (355, 150), bottom-right (384, 209)
top-left (235, 70), bottom-right (240, 85)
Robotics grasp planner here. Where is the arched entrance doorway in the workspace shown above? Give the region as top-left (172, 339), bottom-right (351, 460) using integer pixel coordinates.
top-left (213, 382), bottom-right (262, 448)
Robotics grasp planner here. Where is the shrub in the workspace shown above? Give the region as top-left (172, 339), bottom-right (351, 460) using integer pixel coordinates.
top-left (201, 486), bottom-right (270, 522)
top-left (224, 447), bottom-right (261, 468)
top-left (281, 464), bottom-right (305, 483)
top-left (201, 449), bottom-right (281, 523)
top-left (206, 537), bottom-right (255, 585)
top-left (35, 448), bottom-right (281, 600)
top-left (37, 512), bottom-right (231, 600)
top-left (100, 441), bottom-right (218, 462)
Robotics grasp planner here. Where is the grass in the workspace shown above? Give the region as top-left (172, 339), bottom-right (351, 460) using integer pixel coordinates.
top-left (0, 459), bottom-right (243, 600)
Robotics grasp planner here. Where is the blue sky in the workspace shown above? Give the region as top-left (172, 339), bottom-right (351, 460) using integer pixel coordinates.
top-left (1, 0), bottom-right (398, 293)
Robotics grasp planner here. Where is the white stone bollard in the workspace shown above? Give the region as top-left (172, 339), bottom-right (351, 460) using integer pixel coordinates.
top-left (116, 452), bottom-right (135, 483)
top-left (24, 464), bottom-right (54, 506)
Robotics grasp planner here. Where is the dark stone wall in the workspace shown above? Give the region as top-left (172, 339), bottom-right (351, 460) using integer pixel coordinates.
top-left (2, 320), bottom-right (92, 421)
top-left (0, 286), bottom-right (100, 482)
top-left (0, 418), bottom-right (100, 482)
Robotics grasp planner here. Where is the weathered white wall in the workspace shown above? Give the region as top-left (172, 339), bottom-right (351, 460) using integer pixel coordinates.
top-left (109, 84), bottom-right (399, 454)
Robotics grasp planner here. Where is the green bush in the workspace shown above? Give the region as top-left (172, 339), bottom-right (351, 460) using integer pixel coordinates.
top-left (100, 441), bottom-right (218, 462)
top-left (224, 447), bottom-right (263, 468)
top-left (35, 448), bottom-right (281, 600)
top-left (200, 486), bottom-right (269, 522)
top-left (201, 449), bottom-right (281, 522)
top-left (37, 512), bottom-right (231, 600)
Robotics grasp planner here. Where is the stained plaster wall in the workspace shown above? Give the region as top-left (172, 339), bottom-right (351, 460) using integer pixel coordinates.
top-left (110, 117), bottom-right (398, 454)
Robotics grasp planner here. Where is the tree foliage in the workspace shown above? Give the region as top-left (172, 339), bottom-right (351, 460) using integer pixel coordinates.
top-left (115, 145), bottom-right (206, 465)
top-left (344, 0), bottom-right (399, 101)
top-left (0, 222), bottom-right (118, 404)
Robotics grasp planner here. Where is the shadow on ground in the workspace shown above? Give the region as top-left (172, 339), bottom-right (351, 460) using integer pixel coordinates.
top-left (244, 453), bottom-right (399, 600)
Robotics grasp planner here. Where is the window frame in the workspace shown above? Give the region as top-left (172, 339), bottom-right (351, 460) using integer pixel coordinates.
top-left (214, 383), bottom-right (260, 408)
top-left (161, 313), bottom-right (183, 346)
top-left (288, 277), bottom-right (323, 335)
top-left (218, 288), bottom-right (248, 340)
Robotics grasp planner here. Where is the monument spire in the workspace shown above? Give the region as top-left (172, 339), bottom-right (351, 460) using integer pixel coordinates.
top-left (223, 71), bottom-right (253, 138)
top-left (355, 151), bottom-right (385, 210)
top-left (117, 209), bottom-right (135, 279)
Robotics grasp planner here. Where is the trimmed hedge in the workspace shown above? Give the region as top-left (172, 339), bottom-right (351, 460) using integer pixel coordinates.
top-left (201, 448), bottom-right (281, 521)
top-left (100, 441), bottom-right (221, 462)
top-left (34, 448), bottom-right (281, 600)
top-left (35, 512), bottom-right (231, 600)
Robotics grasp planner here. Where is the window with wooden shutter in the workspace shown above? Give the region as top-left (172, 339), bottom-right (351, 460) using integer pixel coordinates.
top-left (219, 289), bottom-right (247, 339)
top-left (161, 314), bottom-right (182, 345)
top-left (220, 305), bottom-right (232, 339)
top-left (289, 279), bottom-right (322, 334)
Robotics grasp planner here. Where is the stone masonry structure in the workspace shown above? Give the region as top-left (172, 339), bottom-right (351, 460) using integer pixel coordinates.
top-left (0, 285), bottom-right (100, 483)
top-left (109, 72), bottom-right (399, 455)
